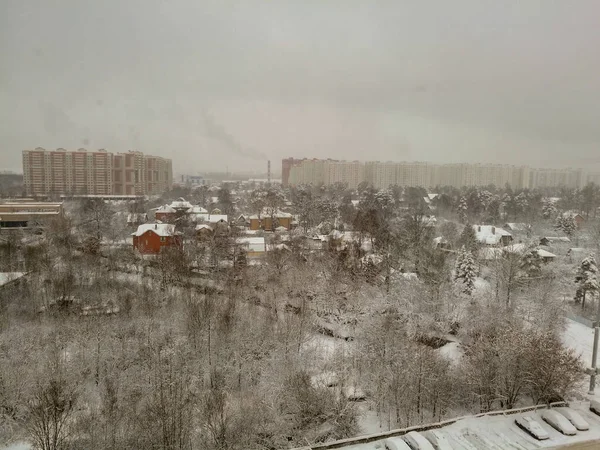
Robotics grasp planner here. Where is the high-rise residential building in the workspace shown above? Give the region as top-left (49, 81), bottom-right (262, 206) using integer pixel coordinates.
top-left (22, 148), bottom-right (172, 197)
top-left (285, 157), bottom-right (594, 190)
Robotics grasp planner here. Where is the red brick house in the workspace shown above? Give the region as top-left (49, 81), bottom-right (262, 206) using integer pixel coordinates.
top-left (132, 223), bottom-right (182, 254)
top-left (154, 205), bottom-right (177, 223)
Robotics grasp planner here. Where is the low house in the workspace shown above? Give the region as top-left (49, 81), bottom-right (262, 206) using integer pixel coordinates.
top-left (504, 223), bottom-right (529, 232)
top-left (540, 236), bottom-right (571, 246)
top-left (473, 225), bottom-right (512, 246)
top-left (127, 212), bottom-right (148, 227)
top-left (433, 236), bottom-right (451, 250)
top-left (249, 210), bottom-right (293, 231)
top-left (0, 202), bottom-right (63, 229)
top-left (195, 224), bottom-right (214, 240)
top-left (235, 236), bottom-right (266, 258)
top-left (132, 223), bottom-right (182, 254)
top-left (154, 205), bottom-right (177, 222)
top-left (563, 211), bottom-right (585, 227)
top-left (479, 243), bottom-right (556, 262)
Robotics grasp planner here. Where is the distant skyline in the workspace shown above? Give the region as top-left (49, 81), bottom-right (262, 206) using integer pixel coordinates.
top-left (2, 1), bottom-right (600, 173)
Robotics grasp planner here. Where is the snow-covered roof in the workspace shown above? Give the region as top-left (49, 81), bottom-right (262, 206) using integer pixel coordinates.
top-left (249, 209), bottom-right (293, 220)
top-left (236, 236), bottom-right (266, 252)
top-left (192, 213), bottom-right (228, 223)
top-left (480, 244), bottom-right (556, 260)
top-left (132, 223), bottom-right (177, 237)
top-left (504, 222), bottom-right (529, 231)
top-left (195, 224), bottom-right (213, 231)
top-left (433, 236), bottom-right (447, 244)
top-left (542, 236), bottom-right (571, 243)
top-left (188, 205), bottom-right (208, 214)
top-left (155, 205), bottom-right (176, 214)
top-left (473, 225), bottom-right (512, 245)
top-left (563, 210), bottom-right (583, 218)
top-left (169, 198), bottom-right (193, 209)
top-left (0, 272), bottom-right (26, 287)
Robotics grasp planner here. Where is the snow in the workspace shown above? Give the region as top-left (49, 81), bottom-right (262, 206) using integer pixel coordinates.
top-left (236, 236), bottom-right (266, 253)
top-left (334, 402), bottom-right (600, 449)
top-left (0, 272), bottom-right (25, 287)
top-left (0, 444), bottom-right (32, 450)
top-left (563, 318), bottom-right (595, 367)
top-left (193, 213), bottom-right (228, 223)
top-left (473, 225), bottom-right (512, 246)
top-left (437, 342), bottom-right (463, 364)
top-left (131, 223), bottom-right (178, 237)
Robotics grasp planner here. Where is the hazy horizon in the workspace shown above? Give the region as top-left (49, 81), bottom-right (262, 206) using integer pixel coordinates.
top-left (2, 1), bottom-right (600, 174)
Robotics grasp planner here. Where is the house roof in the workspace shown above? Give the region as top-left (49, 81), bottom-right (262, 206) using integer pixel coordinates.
top-left (188, 205), bottom-right (208, 214)
top-left (504, 222), bottom-right (529, 231)
top-left (236, 236), bottom-right (266, 252)
top-left (480, 244), bottom-right (556, 260)
top-left (155, 205), bottom-right (176, 214)
top-left (474, 225), bottom-right (512, 245)
top-left (169, 198), bottom-right (193, 209)
top-left (195, 224), bottom-right (213, 231)
top-left (249, 209), bottom-right (293, 220)
top-left (192, 213), bottom-right (228, 223)
top-left (541, 236), bottom-right (571, 243)
top-left (132, 223), bottom-right (178, 237)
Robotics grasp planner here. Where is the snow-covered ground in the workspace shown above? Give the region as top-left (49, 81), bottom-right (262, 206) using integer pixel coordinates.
top-left (563, 318), bottom-right (596, 368)
top-left (333, 401), bottom-right (600, 450)
top-left (0, 444), bottom-right (31, 450)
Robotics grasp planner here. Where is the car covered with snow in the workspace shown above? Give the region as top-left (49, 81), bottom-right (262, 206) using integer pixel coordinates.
top-left (557, 407), bottom-right (590, 431)
top-left (403, 431), bottom-right (435, 450)
top-left (423, 429), bottom-right (453, 450)
top-left (514, 415), bottom-right (549, 440)
top-left (383, 437), bottom-right (412, 450)
top-left (541, 410), bottom-right (577, 436)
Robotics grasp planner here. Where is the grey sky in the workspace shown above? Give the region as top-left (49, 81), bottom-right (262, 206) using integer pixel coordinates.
top-left (1, 1), bottom-right (599, 173)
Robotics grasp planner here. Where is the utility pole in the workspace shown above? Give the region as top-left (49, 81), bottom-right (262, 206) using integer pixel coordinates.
top-left (589, 296), bottom-right (600, 394)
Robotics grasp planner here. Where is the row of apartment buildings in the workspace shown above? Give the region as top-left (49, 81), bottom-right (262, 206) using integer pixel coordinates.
top-left (282, 158), bottom-right (598, 190)
top-left (22, 148), bottom-right (173, 197)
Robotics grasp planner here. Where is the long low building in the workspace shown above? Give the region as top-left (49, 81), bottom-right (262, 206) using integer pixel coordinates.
top-left (0, 202), bottom-right (63, 228)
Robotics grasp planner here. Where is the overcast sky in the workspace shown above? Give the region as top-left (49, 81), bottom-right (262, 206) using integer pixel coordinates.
top-left (1, 1), bottom-right (600, 174)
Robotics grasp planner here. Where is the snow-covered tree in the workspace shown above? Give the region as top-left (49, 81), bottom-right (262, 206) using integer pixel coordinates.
top-left (515, 192), bottom-right (529, 217)
top-left (542, 198), bottom-right (558, 219)
top-left (555, 214), bottom-right (577, 238)
top-left (457, 224), bottom-right (478, 253)
top-left (457, 196), bottom-right (468, 223)
top-left (521, 247), bottom-right (543, 278)
top-left (454, 246), bottom-right (477, 295)
top-left (574, 254), bottom-right (599, 308)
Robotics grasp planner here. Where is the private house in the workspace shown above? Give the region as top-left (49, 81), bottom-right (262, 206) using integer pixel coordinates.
top-left (504, 223), bottom-right (529, 232)
top-left (563, 211), bottom-right (585, 228)
top-left (433, 236), bottom-right (451, 250)
top-left (132, 223), bottom-right (182, 254)
top-left (473, 225), bottom-right (513, 246)
top-left (127, 212), bottom-right (148, 227)
top-left (195, 224), bottom-right (213, 240)
top-left (235, 236), bottom-right (266, 258)
top-left (540, 236), bottom-right (571, 246)
top-left (154, 205), bottom-right (177, 222)
top-left (479, 243), bottom-right (556, 263)
top-left (249, 209), bottom-right (293, 231)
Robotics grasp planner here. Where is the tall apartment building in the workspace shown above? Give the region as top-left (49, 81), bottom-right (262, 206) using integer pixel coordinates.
top-left (285, 158), bottom-right (591, 190)
top-left (22, 148), bottom-right (172, 197)
top-left (324, 160), bottom-right (364, 189)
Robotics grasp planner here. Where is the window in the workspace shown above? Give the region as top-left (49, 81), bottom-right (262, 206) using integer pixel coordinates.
top-left (160, 237), bottom-right (166, 242)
